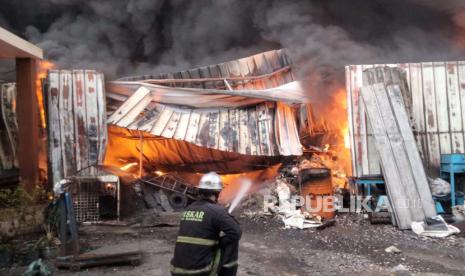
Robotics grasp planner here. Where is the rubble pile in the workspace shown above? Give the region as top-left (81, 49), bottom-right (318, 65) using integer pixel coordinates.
top-left (239, 155), bottom-right (348, 230)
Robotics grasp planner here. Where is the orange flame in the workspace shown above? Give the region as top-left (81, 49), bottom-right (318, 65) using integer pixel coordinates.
top-left (343, 127), bottom-right (350, 149)
top-left (36, 60), bottom-right (54, 128)
top-left (120, 162), bottom-right (138, 171)
top-left (311, 87), bottom-right (352, 175)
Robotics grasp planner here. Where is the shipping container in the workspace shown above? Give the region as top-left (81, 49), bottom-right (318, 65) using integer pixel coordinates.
top-left (346, 62), bottom-right (465, 177)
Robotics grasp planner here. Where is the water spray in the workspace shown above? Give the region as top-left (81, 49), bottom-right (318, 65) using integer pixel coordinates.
top-left (228, 178), bottom-right (252, 214)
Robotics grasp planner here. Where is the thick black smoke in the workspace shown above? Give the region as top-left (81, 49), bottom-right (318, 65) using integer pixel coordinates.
top-left (1, 0), bottom-right (465, 107)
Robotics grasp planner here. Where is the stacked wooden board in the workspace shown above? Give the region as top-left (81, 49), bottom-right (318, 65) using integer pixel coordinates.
top-left (361, 68), bottom-right (436, 229)
top-left (46, 70), bottom-right (107, 185)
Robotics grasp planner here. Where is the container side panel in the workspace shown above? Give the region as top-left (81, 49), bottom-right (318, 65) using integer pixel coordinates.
top-left (434, 62), bottom-right (452, 154)
top-left (446, 62), bottom-right (464, 153)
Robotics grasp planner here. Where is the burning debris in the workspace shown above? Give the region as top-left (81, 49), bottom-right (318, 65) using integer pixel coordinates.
top-left (3, 2), bottom-right (465, 274)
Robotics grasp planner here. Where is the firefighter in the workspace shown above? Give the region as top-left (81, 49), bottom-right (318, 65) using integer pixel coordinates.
top-left (171, 172), bottom-right (242, 276)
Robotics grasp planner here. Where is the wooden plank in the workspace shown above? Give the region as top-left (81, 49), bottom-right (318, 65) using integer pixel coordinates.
top-left (72, 70), bottom-right (88, 171)
top-left (84, 71), bottom-right (99, 166)
top-left (361, 84), bottom-right (412, 229)
top-left (58, 70), bottom-right (76, 177)
top-left (107, 86), bottom-right (151, 124)
top-left (387, 85), bottom-right (437, 217)
top-left (47, 71), bottom-right (62, 185)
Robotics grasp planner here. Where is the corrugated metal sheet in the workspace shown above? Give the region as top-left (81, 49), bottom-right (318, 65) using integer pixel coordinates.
top-left (106, 50), bottom-right (306, 110)
top-left (106, 81), bottom-right (306, 109)
top-left (0, 83), bottom-right (18, 170)
top-left (106, 49), bottom-right (303, 159)
top-left (118, 49), bottom-right (295, 90)
top-left (46, 70), bottom-right (108, 185)
top-left (108, 87), bottom-right (302, 156)
top-left (106, 126), bottom-right (284, 174)
top-left (346, 62), bottom-right (465, 177)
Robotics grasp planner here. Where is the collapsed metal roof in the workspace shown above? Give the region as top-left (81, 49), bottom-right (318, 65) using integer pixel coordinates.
top-left (106, 49), bottom-right (305, 158)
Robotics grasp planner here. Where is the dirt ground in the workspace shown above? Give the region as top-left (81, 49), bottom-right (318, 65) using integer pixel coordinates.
top-left (2, 212), bottom-right (465, 276)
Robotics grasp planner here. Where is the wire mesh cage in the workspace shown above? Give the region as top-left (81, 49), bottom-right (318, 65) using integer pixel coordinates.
top-left (71, 181), bottom-right (100, 223)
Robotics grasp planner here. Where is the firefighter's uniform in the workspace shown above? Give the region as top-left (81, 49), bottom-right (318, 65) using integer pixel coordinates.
top-left (171, 199), bottom-right (242, 276)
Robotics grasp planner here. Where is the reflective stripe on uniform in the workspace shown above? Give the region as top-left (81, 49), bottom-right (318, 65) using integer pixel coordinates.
top-left (209, 248), bottom-right (221, 276)
top-left (170, 264), bottom-right (212, 275)
top-left (222, 260), bottom-right (238, 268)
top-left (176, 236), bottom-right (218, 246)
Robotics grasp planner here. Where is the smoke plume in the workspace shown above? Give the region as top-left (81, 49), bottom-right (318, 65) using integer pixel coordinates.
top-left (1, 0), bottom-right (465, 107)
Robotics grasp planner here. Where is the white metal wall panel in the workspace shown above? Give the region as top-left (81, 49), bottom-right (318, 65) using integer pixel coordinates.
top-left (47, 70), bottom-right (108, 185)
top-left (346, 62), bottom-right (465, 177)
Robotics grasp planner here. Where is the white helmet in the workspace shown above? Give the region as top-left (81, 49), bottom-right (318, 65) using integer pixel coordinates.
top-left (198, 172), bottom-right (223, 191)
